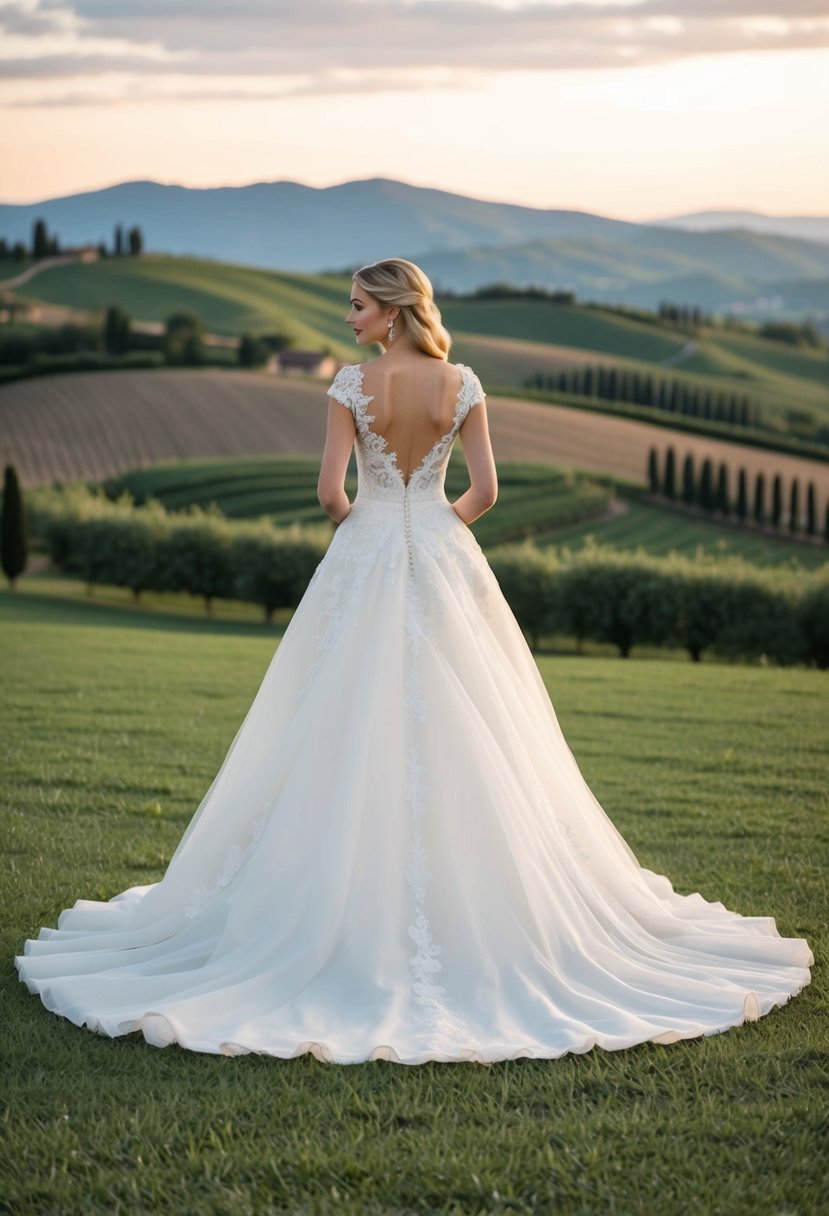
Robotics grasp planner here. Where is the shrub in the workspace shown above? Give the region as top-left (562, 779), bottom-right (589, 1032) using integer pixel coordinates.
top-left (554, 545), bottom-right (677, 658)
top-left (231, 520), bottom-right (330, 623)
top-left (798, 568), bottom-right (829, 670)
top-left (487, 542), bottom-right (560, 652)
top-left (157, 509), bottom-right (235, 613)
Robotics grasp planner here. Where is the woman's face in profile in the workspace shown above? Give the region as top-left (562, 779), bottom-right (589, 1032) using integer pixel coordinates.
top-left (346, 282), bottom-right (392, 348)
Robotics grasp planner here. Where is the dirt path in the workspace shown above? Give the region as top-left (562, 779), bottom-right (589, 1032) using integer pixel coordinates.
top-left (659, 339), bottom-right (698, 368)
top-left (0, 254), bottom-right (83, 291)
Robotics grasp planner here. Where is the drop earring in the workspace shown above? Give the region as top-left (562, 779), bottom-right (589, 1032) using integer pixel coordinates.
top-left (387, 319), bottom-right (396, 343)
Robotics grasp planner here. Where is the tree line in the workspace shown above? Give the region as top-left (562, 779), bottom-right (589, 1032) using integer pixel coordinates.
top-left (646, 444), bottom-right (828, 542)
top-left (0, 306), bottom-right (294, 379)
top-left (523, 363), bottom-right (828, 451)
top-left (527, 363), bottom-right (761, 425)
top-left (0, 217), bottom-right (144, 262)
top-left (2, 475), bottom-right (826, 669)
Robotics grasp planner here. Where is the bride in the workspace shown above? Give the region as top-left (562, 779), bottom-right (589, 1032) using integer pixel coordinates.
top-left (15, 258), bottom-right (813, 1065)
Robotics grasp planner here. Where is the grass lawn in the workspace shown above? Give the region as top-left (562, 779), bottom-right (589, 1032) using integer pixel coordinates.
top-left (1, 587), bottom-right (826, 1215)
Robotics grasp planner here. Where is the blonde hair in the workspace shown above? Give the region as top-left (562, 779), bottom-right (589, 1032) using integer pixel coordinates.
top-left (352, 258), bottom-right (452, 361)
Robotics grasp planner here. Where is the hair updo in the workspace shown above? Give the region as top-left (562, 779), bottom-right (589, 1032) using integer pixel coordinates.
top-left (352, 258), bottom-right (452, 361)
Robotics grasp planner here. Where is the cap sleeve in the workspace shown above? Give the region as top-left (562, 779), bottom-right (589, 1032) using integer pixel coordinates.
top-left (458, 365), bottom-right (486, 415)
top-left (326, 364), bottom-right (361, 415)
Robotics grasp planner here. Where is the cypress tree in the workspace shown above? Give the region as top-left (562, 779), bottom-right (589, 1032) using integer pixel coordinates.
top-left (824, 500), bottom-right (829, 545)
top-left (698, 458), bottom-right (714, 512)
top-left (104, 304), bottom-right (131, 354)
top-left (664, 446), bottom-right (676, 500)
top-left (772, 475), bottom-right (783, 528)
top-left (647, 448), bottom-right (659, 494)
top-left (806, 482), bottom-right (816, 535)
top-left (753, 472), bottom-right (766, 524)
top-left (736, 469), bottom-right (748, 521)
top-left (682, 453), bottom-right (695, 504)
top-left (715, 462), bottom-right (730, 516)
top-left (789, 479), bottom-right (800, 533)
top-left (32, 218), bottom-right (49, 258)
top-left (583, 366), bottom-right (594, 398)
top-left (1, 464), bottom-right (28, 589)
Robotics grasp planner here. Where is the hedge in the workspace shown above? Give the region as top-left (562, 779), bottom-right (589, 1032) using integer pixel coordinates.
top-left (24, 485), bottom-right (829, 667)
top-left (487, 538), bottom-right (827, 668)
top-left (28, 485), bottom-right (331, 622)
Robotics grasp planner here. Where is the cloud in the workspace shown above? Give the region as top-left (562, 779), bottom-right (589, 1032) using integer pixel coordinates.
top-left (2, 0), bottom-right (828, 105)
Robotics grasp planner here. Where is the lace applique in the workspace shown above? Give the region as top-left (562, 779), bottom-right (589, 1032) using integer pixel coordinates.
top-left (184, 811), bottom-right (268, 919)
top-left (294, 511), bottom-right (393, 707)
top-left (325, 363), bottom-right (484, 502)
top-left (400, 364), bottom-right (483, 497)
top-left (326, 364), bottom-right (365, 415)
top-left (403, 740), bottom-right (447, 1006)
top-left (457, 365), bottom-right (486, 415)
top-left (403, 568), bottom-right (430, 723)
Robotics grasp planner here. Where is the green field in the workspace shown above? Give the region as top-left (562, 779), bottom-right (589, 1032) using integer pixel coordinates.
top-left (440, 297), bottom-right (686, 363)
top-left (1, 585), bottom-right (826, 1214)
top-left (534, 495), bottom-right (829, 571)
top-left (14, 255), bottom-right (829, 430)
top-left (15, 256), bottom-right (359, 362)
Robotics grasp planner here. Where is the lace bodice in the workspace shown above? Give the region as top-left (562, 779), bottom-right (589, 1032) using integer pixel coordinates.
top-left (326, 361), bottom-right (486, 502)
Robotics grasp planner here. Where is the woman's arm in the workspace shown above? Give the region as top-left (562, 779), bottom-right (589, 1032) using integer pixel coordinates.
top-left (451, 397), bottom-right (498, 525)
top-left (317, 400), bottom-right (356, 524)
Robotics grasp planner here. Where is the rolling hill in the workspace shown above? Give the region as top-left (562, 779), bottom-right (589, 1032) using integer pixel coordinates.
top-left (2, 177), bottom-right (827, 316)
top-left (8, 255), bottom-right (828, 432)
top-left (2, 368), bottom-right (827, 533)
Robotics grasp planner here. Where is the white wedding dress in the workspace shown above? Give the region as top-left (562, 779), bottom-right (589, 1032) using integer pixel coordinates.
top-left (15, 361), bottom-right (813, 1064)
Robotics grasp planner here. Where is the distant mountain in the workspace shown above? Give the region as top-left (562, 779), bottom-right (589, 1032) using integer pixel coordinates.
top-left (416, 232), bottom-right (829, 313)
top-left (0, 177), bottom-right (640, 271)
top-left (1, 177), bottom-right (827, 316)
top-left (649, 210), bottom-right (829, 245)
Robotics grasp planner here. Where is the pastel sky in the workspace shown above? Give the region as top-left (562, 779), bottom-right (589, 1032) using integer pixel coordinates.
top-left (1, 0), bottom-right (828, 219)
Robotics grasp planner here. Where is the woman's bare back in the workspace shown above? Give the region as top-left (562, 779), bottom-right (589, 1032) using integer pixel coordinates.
top-left (359, 357), bottom-right (466, 488)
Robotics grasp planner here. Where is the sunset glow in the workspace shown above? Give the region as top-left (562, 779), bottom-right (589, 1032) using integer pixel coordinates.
top-left (1, 1), bottom-right (827, 217)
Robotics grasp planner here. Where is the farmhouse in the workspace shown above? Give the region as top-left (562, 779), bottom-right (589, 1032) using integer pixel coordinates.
top-left (275, 350), bottom-right (338, 378)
